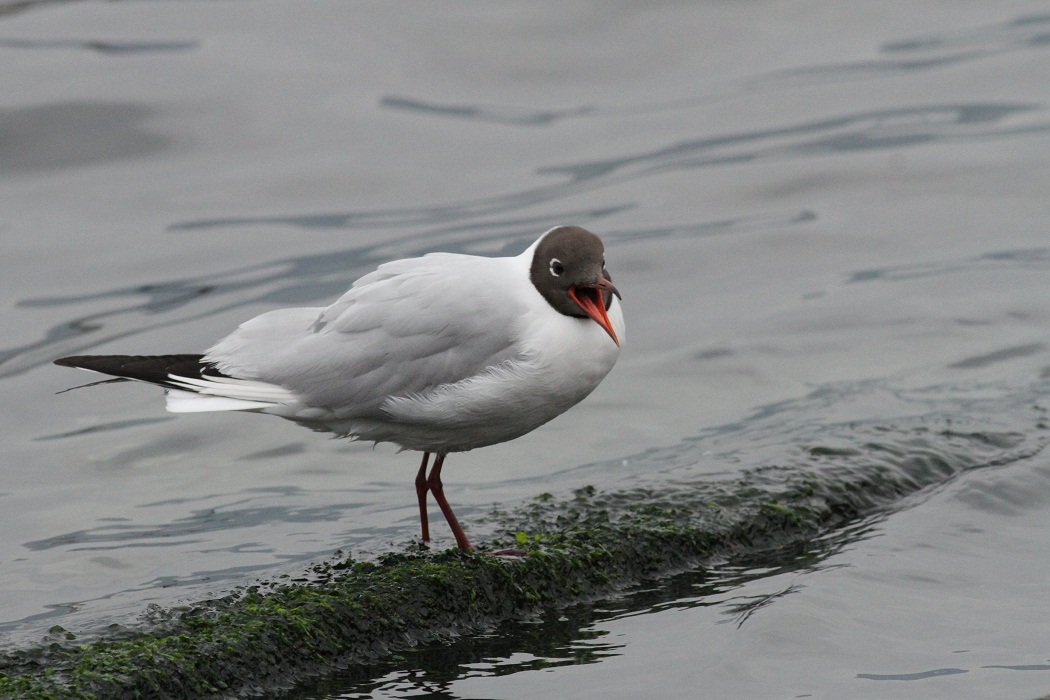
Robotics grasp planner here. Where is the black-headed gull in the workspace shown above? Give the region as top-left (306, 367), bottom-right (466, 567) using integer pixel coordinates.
top-left (55, 226), bottom-right (624, 551)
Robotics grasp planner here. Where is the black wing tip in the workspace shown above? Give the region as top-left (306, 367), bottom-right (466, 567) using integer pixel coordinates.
top-left (52, 354), bottom-right (216, 388)
top-left (54, 355), bottom-right (90, 368)
top-left (53, 354), bottom-right (171, 370)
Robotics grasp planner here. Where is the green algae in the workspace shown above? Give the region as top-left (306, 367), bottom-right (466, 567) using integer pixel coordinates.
top-left (1, 425), bottom-right (1042, 699)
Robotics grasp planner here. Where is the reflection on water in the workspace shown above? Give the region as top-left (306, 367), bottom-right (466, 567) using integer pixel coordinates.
top-left (0, 38), bottom-right (196, 54)
top-left (948, 343), bottom-right (1047, 370)
top-left (22, 493), bottom-right (355, 552)
top-left (379, 96), bottom-right (593, 127)
top-left (379, 15), bottom-right (1050, 123)
top-left (846, 247), bottom-right (1050, 284)
top-left (858, 668), bottom-right (969, 681)
top-left (290, 517), bottom-right (878, 700)
top-left (540, 104), bottom-right (1044, 180)
top-left (288, 425), bottom-right (1050, 700)
top-left (172, 103), bottom-right (1047, 231)
top-left (882, 13), bottom-right (1050, 53)
top-left (0, 102), bottom-right (169, 175)
top-left (34, 414), bottom-right (172, 441)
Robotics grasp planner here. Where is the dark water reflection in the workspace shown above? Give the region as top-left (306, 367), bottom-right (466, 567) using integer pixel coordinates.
top-left (847, 247), bottom-right (1050, 284)
top-left (0, 38), bottom-right (196, 54)
top-left (379, 15), bottom-right (1050, 125)
top-left (274, 375), bottom-right (1050, 698)
top-left (290, 520), bottom-right (879, 700)
top-left (0, 101), bottom-right (169, 175)
top-left (172, 103), bottom-right (1047, 232)
top-left (379, 96), bottom-right (594, 127)
top-left (22, 490), bottom-right (357, 552)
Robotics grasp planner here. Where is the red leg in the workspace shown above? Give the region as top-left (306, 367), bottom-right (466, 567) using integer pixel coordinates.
top-left (414, 452), bottom-right (431, 542)
top-left (426, 453), bottom-right (473, 551)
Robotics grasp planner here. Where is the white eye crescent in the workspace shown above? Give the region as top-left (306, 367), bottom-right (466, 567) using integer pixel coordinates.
top-left (549, 258), bottom-right (564, 277)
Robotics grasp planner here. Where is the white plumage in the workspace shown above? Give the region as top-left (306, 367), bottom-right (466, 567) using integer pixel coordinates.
top-left (172, 235), bottom-right (623, 452)
top-left (55, 226), bottom-right (624, 551)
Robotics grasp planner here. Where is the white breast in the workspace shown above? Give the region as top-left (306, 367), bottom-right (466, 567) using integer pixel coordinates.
top-left (372, 294), bottom-right (623, 452)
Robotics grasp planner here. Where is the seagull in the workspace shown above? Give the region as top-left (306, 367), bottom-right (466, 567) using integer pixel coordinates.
top-left (54, 225), bottom-right (624, 552)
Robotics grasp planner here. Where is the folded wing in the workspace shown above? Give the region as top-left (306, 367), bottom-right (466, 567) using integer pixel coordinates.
top-left (203, 253), bottom-right (527, 419)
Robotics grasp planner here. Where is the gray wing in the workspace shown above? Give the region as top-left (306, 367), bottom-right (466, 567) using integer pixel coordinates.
top-left (205, 253), bottom-right (525, 418)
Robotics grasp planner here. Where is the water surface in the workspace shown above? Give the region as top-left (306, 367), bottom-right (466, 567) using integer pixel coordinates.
top-left (2, 1), bottom-right (1050, 698)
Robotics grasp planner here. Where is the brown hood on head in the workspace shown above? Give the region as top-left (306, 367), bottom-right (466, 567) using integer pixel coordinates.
top-left (529, 226), bottom-right (621, 345)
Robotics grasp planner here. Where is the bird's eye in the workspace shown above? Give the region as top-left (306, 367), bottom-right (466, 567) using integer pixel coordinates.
top-left (549, 258), bottom-right (564, 277)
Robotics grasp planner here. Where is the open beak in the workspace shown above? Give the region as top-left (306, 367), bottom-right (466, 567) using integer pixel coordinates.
top-left (568, 277), bottom-right (620, 346)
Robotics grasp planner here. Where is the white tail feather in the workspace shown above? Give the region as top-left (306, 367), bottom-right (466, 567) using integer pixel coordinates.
top-left (164, 374), bottom-right (298, 413)
top-left (165, 389), bottom-right (281, 413)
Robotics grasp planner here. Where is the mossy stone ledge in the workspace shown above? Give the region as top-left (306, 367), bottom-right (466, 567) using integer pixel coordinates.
top-left (0, 424), bottom-right (1040, 699)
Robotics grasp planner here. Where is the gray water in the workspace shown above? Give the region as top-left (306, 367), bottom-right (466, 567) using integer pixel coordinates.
top-left (2, 1), bottom-right (1050, 698)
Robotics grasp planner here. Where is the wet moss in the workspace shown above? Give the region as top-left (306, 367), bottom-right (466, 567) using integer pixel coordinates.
top-left (0, 426), bottom-right (1038, 699)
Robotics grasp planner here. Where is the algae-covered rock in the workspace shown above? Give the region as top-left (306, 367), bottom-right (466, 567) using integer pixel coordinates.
top-left (1, 422), bottom-right (1039, 699)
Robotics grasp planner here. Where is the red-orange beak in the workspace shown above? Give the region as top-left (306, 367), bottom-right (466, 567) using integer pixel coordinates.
top-left (568, 278), bottom-right (620, 346)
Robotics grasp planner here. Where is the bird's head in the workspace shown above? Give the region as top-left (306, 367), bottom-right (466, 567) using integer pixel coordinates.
top-left (529, 226), bottom-right (621, 346)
